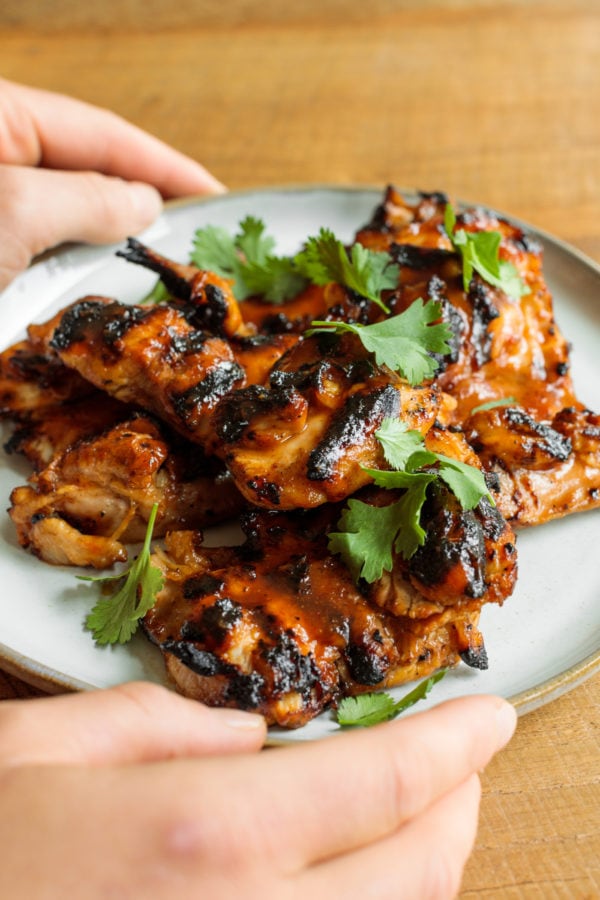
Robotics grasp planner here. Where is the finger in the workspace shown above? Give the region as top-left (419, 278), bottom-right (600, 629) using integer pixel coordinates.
top-left (200, 694), bottom-right (515, 872)
top-left (0, 78), bottom-right (225, 196)
top-left (0, 164), bottom-right (162, 289)
top-left (0, 682), bottom-right (266, 766)
top-left (299, 773), bottom-right (482, 900)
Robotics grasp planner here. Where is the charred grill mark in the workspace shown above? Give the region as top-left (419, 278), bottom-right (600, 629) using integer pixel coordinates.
top-left (50, 300), bottom-right (147, 351)
top-left (344, 642), bottom-right (387, 685)
top-left (390, 243), bottom-right (454, 270)
top-left (262, 631), bottom-right (321, 697)
top-left (307, 385), bottom-right (400, 481)
top-left (215, 384), bottom-right (300, 444)
top-left (468, 281), bottom-right (500, 367)
top-left (225, 672), bottom-right (266, 709)
top-left (259, 312), bottom-right (295, 334)
top-left (409, 488), bottom-right (487, 599)
top-left (182, 574), bottom-right (226, 599)
top-left (116, 238), bottom-right (192, 300)
top-left (508, 230), bottom-right (542, 254)
top-left (179, 597), bottom-right (243, 644)
top-left (246, 478), bottom-right (281, 506)
top-left (172, 361), bottom-right (244, 422)
top-left (504, 407), bottom-right (573, 461)
top-left (459, 643), bottom-right (489, 669)
top-left (269, 360), bottom-right (346, 394)
top-left (425, 277), bottom-right (463, 371)
top-left (165, 638), bottom-right (267, 709)
top-left (163, 641), bottom-right (223, 676)
top-left (187, 284), bottom-right (229, 335)
top-left (439, 299), bottom-right (464, 367)
top-left (478, 497), bottom-right (508, 542)
top-left (169, 331), bottom-right (208, 355)
top-left (419, 189), bottom-right (449, 206)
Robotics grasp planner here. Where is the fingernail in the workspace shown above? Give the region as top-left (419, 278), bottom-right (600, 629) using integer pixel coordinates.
top-left (224, 710), bottom-right (266, 730)
top-left (129, 182), bottom-right (163, 225)
top-left (200, 172), bottom-right (227, 195)
top-left (494, 698), bottom-right (517, 749)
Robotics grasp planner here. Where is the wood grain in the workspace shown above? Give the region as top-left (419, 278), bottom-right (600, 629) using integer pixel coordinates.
top-left (1, 4), bottom-right (599, 896)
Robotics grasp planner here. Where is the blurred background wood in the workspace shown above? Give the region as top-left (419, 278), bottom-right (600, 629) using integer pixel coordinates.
top-left (1, 2), bottom-right (599, 896)
top-left (0, 0), bottom-right (594, 32)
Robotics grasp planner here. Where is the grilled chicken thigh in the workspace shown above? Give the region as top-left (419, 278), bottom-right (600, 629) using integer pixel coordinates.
top-left (4, 392), bottom-right (132, 471)
top-left (144, 472), bottom-right (516, 727)
top-left (48, 296), bottom-right (244, 449)
top-left (9, 415), bottom-right (242, 568)
top-left (0, 337), bottom-right (94, 418)
top-left (355, 186), bottom-right (600, 526)
top-left (214, 331), bottom-right (444, 509)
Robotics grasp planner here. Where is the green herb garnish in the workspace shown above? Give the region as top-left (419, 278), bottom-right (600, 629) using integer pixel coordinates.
top-left (444, 203), bottom-right (528, 300)
top-left (294, 228), bottom-right (399, 312)
top-left (79, 503), bottom-right (164, 645)
top-left (471, 396), bottom-right (518, 413)
top-left (191, 216), bottom-right (306, 303)
top-left (328, 419), bottom-right (493, 580)
top-left (309, 298), bottom-right (452, 386)
top-left (336, 669), bottom-right (447, 727)
top-left (139, 279), bottom-right (171, 305)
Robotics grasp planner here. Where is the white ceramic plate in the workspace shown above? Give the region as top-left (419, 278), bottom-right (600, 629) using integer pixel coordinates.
top-left (1, 186), bottom-right (599, 743)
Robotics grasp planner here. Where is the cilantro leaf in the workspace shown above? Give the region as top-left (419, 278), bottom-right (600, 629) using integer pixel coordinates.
top-left (191, 224), bottom-right (242, 281)
top-left (79, 503), bottom-right (164, 645)
top-left (235, 216), bottom-right (276, 265)
top-left (444, 202), bottom-right (529, 300)
top-left (471, 396), bottom-right (518, 413)
top-left (328, 499), bottom-right (404, 583)
top-left (336, 669), bottom-right (447, 727)
top-left (435, 455), bottom-right (493, 509)
top-left (309, 298), bottom-right (452, 385)
top-left (242, 256), bottom-right (307, 303)
top-left (328, 417), bottom-right (494, 581)
top-left (375, 419), bottom-right (429, 470)
top-left (191, 217), bottom-right (307, 303)
top-left (295, 228), bottom-right (398, 312)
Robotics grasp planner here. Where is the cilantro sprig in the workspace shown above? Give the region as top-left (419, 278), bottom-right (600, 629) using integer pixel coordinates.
top-left (336, 669), bottom-right (447, 727)
top-left (328, 419), bottom-right (493, 581)
top-left (444, 203), bottom-right (528, 300)
top-left (191, 218), bottom-right (400, 309)
top-left (309, 298), bottom-right (452, 385)
top-left (293, 228), bottom-right (398, 312)
top-left (78, 503), bottom-right (164, 645)
top-left (191, 216), bottom-right (306, 303)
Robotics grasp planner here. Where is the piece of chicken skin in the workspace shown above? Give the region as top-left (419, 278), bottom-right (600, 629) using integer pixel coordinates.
top-left (213, 331), bottom-right (444, 510)
top-left (143, 516), bottom-right (492, 728)
top-left (48, 296), bottom-right (245, 450)
top-left (9, 415), bottom-right (242, 568)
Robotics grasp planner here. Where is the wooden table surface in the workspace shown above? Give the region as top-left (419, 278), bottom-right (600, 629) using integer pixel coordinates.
top-left (2, 3), bottom-right (600, 896)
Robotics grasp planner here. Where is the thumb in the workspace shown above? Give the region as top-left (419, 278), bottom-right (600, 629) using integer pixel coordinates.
top-left (0, 164), bottom-right (162, 289)
top-left (0, 682), bottom-right (267, 767)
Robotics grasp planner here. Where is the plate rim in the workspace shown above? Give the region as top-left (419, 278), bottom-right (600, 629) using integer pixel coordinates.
top-left (1, 182), bottom-right (600, 723)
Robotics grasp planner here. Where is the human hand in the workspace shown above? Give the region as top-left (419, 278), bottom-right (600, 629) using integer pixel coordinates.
top-left (0, 78), bottom-right (224, 289)
top-left (0, 682), bottom-right (516, 899)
